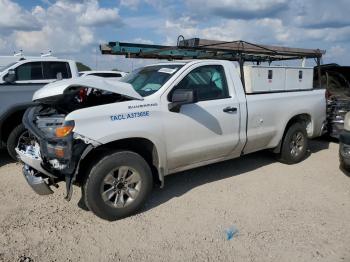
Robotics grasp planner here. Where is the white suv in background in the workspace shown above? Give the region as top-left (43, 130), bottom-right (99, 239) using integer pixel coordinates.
top-left (0, 57), bottom-right (80, 159)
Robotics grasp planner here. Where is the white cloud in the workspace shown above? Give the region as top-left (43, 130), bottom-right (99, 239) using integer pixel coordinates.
top-left (132, 38), bottom-right (154, 44)
top-left (162, 14), bottom-right (350, 48)
top-left (186, 0), bottom-right (288, 19)
top-left (0, 0), bottom-right (123, 55)
top-left (120, 0), bottom-right (140, 10)
top-left (289, 0), bottom-right (350, 29)
top-left (0, 0), bottom-right (40, 30)
top-left (123, 16), bottom-right (163, 29)
top-left (1, 0), bottom-right (350, 68)
top-left (78, 2), bottom-right (121, 26)
top-left (326, 45), bottom-right (347, 62)
top-left (163, 17), bottom-right (287, 45)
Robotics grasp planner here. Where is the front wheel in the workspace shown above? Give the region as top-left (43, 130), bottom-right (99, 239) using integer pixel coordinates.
top-left (278, 122), bottom-right (308, 164)
top-left (83, 151), bottom-right (153, 221)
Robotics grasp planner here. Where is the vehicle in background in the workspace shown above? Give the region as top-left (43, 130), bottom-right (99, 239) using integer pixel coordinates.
top-left (0, 52), bottom-right (56, 72)
top-left (79, 70), bottom-right (127, 79)
top-left (339, 112), bottom-right (350, 172)
top-left (315, 64), bottom-right (350, 138)
top-left (0, 57), bottom-right (80, 160)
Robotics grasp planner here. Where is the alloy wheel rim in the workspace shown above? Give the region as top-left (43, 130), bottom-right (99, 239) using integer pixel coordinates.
top-left (100, 166), bottom-right (142, 208)
top-left (290, 131), bottom-right (304, 157)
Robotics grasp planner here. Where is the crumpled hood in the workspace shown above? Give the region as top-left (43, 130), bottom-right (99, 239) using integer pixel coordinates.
top-left (33, 76), bottom-right (144, 101)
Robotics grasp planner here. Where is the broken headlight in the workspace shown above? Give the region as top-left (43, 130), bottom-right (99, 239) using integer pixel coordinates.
top-left (36, 116), bottom-right (75, 138)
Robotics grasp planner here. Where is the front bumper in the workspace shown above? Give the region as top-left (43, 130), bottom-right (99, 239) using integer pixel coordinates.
top-left (22, 165), bottom-right (54, 195)
top-left (15, 147), bottom-right (54, 177)
top-left (16, 147), bottom-right (55, 195)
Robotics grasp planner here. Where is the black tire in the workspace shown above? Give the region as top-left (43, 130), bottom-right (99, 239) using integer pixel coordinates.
top-left (83, 151), bottom-right (153, 221)
top-left (278, 122), bottom-right (308, 164)
top-left (6, 124), bottom-right (27, 161)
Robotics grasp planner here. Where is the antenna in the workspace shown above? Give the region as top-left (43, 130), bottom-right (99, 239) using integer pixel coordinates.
top-left (13, 50), bottom-right (23, 57)
top-left (41, 51), bottom-right (52, 57)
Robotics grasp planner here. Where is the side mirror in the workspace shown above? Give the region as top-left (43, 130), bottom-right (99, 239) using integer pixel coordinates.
top-left (3, 69), bottom-right (16, 83)
top-left (168, 89), bottom-right (197, 113)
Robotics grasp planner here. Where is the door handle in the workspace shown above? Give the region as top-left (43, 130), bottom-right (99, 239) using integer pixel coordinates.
top-left (223, 106), bottom-right (237, 113)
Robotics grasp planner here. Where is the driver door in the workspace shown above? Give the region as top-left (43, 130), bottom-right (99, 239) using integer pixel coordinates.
top-left (161, 62), bottom-right (241, 171)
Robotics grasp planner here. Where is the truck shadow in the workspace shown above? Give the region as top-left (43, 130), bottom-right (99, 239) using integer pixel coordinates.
top-left (308, 137), bottom-right (332, 153)
top-left (142, 139), bottom-right (331, 213)
top-left (0, 149), bottom-right (13, 167)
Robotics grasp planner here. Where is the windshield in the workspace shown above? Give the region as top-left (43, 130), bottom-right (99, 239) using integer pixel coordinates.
top-left (119, 64), bottom-right (184, 97)
top-left (0, 62), bottom-right (17, 72)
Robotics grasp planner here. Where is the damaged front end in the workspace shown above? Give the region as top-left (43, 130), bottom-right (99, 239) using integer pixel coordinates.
top-left (17, 76), bottom-right (143, 200)
top-left (16, 142), bottom-right (55, 196)
top-left (17, 105), bottom-right (94, 199)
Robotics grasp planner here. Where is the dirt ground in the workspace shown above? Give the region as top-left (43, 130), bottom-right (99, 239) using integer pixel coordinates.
top-left (0, 139), bottom-right (349, 262)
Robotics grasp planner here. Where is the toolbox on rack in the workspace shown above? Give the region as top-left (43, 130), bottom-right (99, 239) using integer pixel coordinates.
top-left (243, 65), bottom-right (314, 93)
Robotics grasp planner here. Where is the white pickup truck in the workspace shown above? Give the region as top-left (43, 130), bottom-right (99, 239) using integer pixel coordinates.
top-left (17, 60), bottom-right (326, 220)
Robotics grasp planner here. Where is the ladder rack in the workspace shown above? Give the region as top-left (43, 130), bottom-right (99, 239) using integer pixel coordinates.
top-left (100, 36), bottom-right (325, 62)
top-left (100, 36), bottom-right (325, 88)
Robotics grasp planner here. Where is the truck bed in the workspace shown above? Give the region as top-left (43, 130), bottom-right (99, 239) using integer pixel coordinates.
top-left (243, 89), bottom-right (326, 154)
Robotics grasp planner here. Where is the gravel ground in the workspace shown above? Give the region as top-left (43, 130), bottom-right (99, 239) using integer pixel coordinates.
top-left (0, 139), bottom-right (349, 262)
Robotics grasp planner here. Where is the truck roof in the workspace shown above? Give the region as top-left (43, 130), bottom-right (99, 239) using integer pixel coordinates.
top-left (142, 60), bottom-right (238, 68)
top-left (18, 57), bottom-right (74, 62)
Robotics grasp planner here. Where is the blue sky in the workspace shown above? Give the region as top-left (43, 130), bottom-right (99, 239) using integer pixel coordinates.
top-left (0, 0), bottom-right (349, 71)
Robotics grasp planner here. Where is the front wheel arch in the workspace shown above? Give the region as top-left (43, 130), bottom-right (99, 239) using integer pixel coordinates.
top-left (75, 137), bottom-right (163, 187)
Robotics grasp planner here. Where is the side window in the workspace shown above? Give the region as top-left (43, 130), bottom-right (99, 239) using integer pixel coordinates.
top-left (15, 62), bottom-right (44, 81)
top-left (173, 65), bottom-right (229, 101)
top-left (43, 62), bottom-right (72, 79)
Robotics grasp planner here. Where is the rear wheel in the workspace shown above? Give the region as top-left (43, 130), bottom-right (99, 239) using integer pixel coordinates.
top-left (6, 124), bottom-right (29, 161)
top-left (83, 151), bottom-right (153, 221)
top-left (278, 122), bottom-right (308, 164)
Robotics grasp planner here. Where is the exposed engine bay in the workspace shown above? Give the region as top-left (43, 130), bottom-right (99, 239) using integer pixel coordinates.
top-left (16, 86), bottom-right (130, 199)
top-left (37, 86), bottom-right (129, 113)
